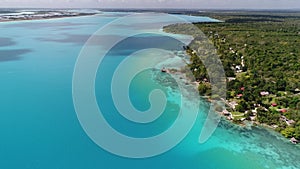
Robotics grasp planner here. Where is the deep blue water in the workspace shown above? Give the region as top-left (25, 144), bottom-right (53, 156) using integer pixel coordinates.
top-left (0, 12), bottom-right (299, 169)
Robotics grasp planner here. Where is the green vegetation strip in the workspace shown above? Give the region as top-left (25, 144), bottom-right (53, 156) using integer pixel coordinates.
top-left (164, 11), bottom-right (300, 140)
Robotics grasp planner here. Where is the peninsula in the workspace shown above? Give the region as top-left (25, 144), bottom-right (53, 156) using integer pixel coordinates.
top-left (164, 10), bottom-right (300, 142)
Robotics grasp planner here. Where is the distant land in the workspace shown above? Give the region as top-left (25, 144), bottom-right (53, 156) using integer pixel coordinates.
top-left (1, 8), bottom-right (300, 22)
top-left (0, 9), bottom-right (99, 22)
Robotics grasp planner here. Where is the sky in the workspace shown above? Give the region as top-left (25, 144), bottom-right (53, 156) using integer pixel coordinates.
top-left (0, 0), bottom-right (299, 9)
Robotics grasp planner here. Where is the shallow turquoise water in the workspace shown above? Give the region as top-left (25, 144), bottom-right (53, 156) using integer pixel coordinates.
top-left (0, 13), bottom-right (299, 169)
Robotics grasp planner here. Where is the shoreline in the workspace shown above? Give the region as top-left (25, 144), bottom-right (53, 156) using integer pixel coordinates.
top-left (162, 23), bottom-right (300, 145)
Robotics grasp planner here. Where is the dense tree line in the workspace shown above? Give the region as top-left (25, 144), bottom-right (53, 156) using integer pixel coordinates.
top-left (164, 12), bottom-right (300, 140)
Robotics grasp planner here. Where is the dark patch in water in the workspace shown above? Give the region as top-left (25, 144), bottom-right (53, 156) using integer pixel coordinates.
top-left (3, 22), bottom-right (96, 29)
top-left (111, 21), bottom-right (177, 30)
top-left (0, 49), bottom-right (31, 62)
top-left (0, 37), bottom-right (16, 47)
top-left (36, 34), bottom-right (123, 46)
top-left (37, 33), bottom-right (185, 51)
top-left (98, 13), bottom-right (130, 18)
top-left (106, 34), bottom-right (185, 56)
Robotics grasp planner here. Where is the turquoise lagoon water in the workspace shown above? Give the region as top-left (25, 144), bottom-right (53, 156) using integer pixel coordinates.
top-left (0, 13), bottom-right (299, 169)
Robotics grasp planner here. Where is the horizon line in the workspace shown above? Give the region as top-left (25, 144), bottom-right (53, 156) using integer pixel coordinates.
top-left (0, 7), bottom-right (300, 11)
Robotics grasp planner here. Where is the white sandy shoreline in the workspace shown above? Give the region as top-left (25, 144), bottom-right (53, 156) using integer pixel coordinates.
top-left (0, 10), bottom-right (98, 23)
